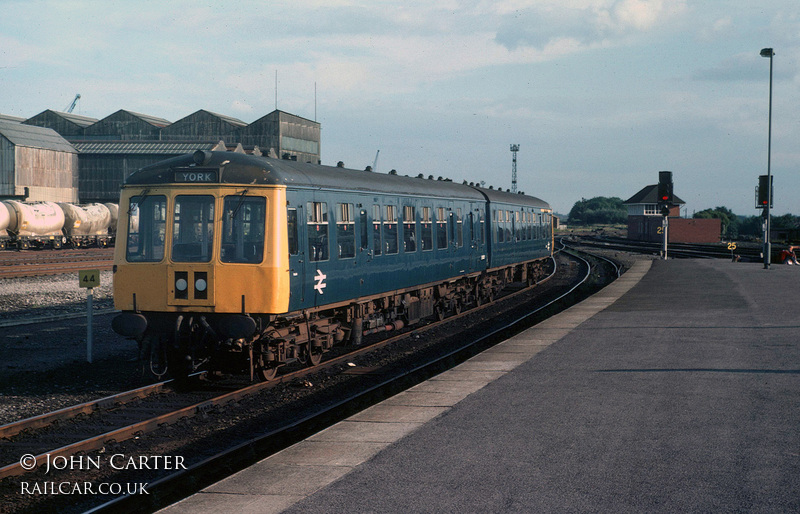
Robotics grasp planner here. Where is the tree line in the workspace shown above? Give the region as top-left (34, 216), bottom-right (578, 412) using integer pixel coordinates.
top-left (567, 197), bottom-right (800, 239)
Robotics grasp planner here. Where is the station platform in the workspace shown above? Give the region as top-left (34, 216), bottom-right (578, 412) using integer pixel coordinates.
top-left (161, 259), bottom-right (800, 513)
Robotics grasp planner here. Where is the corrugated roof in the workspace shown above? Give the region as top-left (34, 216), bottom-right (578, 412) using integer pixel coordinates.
top-left (71, 141), bottom-right (218, 154)
top-left (49, 110), bottom-right (98, 127)
top-left (0, 113), bottom-right (25, 123)
top-left (0, 120), bottom-right (76, 153)
top-left (201, 109), bottom-right (247, 127)
top-left (624, 184), bottom-right (685, 205)
top-left (119, 110), bottom-right (171, 127)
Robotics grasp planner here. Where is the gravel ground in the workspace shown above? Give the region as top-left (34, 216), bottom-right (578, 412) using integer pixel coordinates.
top-left (0, 271), bottom-right (144, 425)
top-left (0, 271), bottom-right (115, 323)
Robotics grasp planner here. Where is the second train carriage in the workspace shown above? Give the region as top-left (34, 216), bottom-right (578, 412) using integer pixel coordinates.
top-left (112, 150), bottom-right (553, 379)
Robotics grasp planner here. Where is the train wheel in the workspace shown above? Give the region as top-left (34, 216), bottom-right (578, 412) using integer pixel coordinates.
top-left (256, 359), bottom-right (278, 381)
top-left (254, 341), bottom-right (279, 381)
top-left (304, 344), bottom-right (323, 367)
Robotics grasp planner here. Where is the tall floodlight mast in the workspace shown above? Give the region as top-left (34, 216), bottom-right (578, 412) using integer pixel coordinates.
top-left (510, 144), bottom-right (520, 193)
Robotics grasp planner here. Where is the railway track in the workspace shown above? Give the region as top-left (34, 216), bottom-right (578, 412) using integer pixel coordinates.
top-left (0, 248), bottom-right (115, 279)
top-left (1, 247), bottom-right (617, 513)
top-left (574, 235), bottom-right (762, 261)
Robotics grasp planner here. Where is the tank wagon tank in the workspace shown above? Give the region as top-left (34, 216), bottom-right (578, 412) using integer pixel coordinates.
top-left (3, 200), bottom-right (66, 249)
top-left (59, 202), bottom-right (115, 247)
top-left (112, 150), bottom-right (554, 381)
top-left (0, 202), bottom-right (10, 250)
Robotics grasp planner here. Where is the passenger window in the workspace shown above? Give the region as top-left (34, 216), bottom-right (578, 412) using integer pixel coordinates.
top-left (421, 207), bottom-right (433, 251)
top-left (505, 211), bottom-right (512, 243)
top-left (221, 195), bottom-right (266, 263)
top-left (172, 195), bottom-right (214, 262)
top-left (372, 205), bottom-right (382, 256)
top-left (126, 194), bottom-right (166, 262)
top-left (287, 208), bottom-right (298, 255)
top-left (384, 205), bottom-right (398, 254)
top-left (436, 207), bottom-right (447, 249)
top-left (497, 210), bottom-right (504, 243)
top-left (337, 203), bottom-right (355, 259)
top-left (403, 205), bottom-right (416, 252)
top-left (307, 201), bottom-right (329, 261)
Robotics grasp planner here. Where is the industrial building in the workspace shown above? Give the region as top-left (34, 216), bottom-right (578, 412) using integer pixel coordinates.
top-left (0, 108), bottom-right (321, 204)
top-left (624, 184), bottom-right (721, 243)
top-left (0, 120), bottom-right (78, 203)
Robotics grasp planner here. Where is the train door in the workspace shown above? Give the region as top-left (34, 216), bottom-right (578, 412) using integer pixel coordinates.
top-left (305, 199), bottom-right (332, 308)
top-left (465, 209), bottom-right (474, 272)
top-left (468, 207), bottom-right (483, 272)
top-left (355, 205), bottom-right (370, 297)
top-left (287, 200), bottom-right (308, 310)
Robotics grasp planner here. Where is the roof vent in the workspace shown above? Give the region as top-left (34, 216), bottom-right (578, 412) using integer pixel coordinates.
top-left (337, 161), bottom-right (345, 168)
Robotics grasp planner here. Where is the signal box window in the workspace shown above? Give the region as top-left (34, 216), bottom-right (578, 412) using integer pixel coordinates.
top-left (307, 201), bottom-right (329, 262)
top-left (337, 203), bottom-right (355, 259)
top-left (403, 205), bottom-right (416, 252)
top-left (421, 207), bottom-right (433, 251)
top-left (384, 205), bottom-right (398, 254)
top-left (126, 194), bottom-right (166, 262)
top-left (436, 207), bottom-right (447, 249)
top-left (172, 195), bottom-right (215, 262)
top-left (221, 195), bottom-right (266, 263)
top-left (372, 205), bottom-right (382, 256)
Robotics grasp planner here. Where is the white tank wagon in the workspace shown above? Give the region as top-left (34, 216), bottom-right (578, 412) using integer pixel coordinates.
top-left (0, 202), bottom-right (10, 250)
top-left (104, 203), bottom-right (119, 233)
top-left (2, 200), bottom-right (66, 249)
top-left (59, 203), bottom-right (116, 247)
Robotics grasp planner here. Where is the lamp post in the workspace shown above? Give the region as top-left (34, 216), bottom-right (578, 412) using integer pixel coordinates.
top-left (761, 47), bottom-right (774, 269)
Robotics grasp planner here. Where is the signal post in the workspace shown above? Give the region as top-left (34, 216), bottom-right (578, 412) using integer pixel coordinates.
top-left (658, 171), bottom-right (674, 260)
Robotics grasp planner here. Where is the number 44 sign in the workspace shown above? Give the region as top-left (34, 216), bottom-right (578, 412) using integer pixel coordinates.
top-left (78, 270), bottom-right (101, 363)
top-left (79, 270), bottom-right (101, 289)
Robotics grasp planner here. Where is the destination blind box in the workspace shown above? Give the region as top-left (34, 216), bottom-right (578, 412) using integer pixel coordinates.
top-left (174, 168), bottom-right (218, 183)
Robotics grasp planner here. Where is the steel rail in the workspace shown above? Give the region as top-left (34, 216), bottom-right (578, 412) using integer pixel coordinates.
top-left (0, 381), bottom-right (174, 439)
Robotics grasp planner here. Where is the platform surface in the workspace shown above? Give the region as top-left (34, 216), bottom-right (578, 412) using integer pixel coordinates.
top-left (162, 259), bottom-right (800, 513)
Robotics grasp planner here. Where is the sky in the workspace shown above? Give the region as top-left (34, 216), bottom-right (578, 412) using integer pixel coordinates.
top-left (1, 0), bottom-right (798, 217)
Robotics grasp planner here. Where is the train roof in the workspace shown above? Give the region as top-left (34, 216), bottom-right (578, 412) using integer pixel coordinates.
top-left (124, 150), bottom-right (550, 209)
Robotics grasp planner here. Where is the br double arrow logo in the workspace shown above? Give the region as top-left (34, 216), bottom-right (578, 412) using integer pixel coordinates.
top-left (314, 269), bottom-right (327, 294)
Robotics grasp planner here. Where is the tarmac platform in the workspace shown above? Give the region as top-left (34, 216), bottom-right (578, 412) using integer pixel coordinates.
top-left (161, 258), bottom-right (800, 513)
